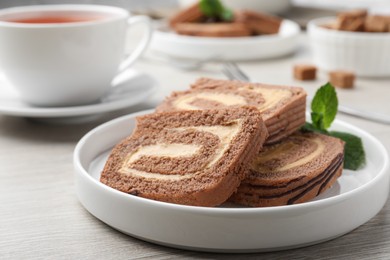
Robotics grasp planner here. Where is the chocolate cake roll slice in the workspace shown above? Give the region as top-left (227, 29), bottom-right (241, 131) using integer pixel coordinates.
top-left (169, 3), bottom-right (204, 27)
top-left (101, 107), bottom-right (268, 207)
top-left (229, 131), bottom-right (345, 207)
top-left (173, 22), bottom-right (252, 37)
top-left (235, 10), bottom-right (282, 35)
top-left (156, 78), bottom-right (306, 144)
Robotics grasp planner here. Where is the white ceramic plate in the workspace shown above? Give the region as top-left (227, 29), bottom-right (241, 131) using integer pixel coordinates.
top-left (74, 110), bottom-right (389, 253)
top-left (150, 19), bottom-right (301, 61)
top-left (0, 70), bottom-right (157, 118)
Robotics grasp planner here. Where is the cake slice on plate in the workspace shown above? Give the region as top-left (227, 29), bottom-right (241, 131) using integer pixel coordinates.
top-left (100, 107), bottom-right (268, 207)
top-left (173, 22), bottom-right (252, 37)
top-left (156, 78), bottom-right (306, 144)
top-left (235, 10), bottom-right (282, 35)
top-left (169, 3), bottom-right (204, 27)
top-left (229, 131), bottom-right (345, 207)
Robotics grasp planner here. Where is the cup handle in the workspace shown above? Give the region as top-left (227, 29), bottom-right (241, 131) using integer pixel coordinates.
top-left (118, 15), bottom-right (153, 73)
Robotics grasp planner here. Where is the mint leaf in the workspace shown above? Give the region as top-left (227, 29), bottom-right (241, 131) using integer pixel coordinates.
top-left (221, 8), bottom-right (234, 22)
top-left (329, 131), bottom-right (366, 170)
top-left (306, 82), bottom-right (366, 171)
top-left (200, 0), bottom-right (223, 18)
top-left (311, 83), bottom-right (338, 131)
top-left (199, 0), bottom-right (233, 22)
top-left (311, 112), bottom-right (324, 130)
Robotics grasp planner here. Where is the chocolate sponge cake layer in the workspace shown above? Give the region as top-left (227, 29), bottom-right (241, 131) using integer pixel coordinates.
top-left (235, 10), bottom-right (282, 35)
top-left (100, 107), bottom-right (268, 207)
top-left (229, 131), bottom-right (345, 207)
top-left (156, 78), bottom-right (306, 144)
top-left (173, 23), bottom-right (252, 37)
top-left (169, 3), bottom-right (204, 27)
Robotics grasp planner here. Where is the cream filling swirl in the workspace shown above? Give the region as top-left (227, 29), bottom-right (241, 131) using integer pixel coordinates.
top-left (119, 120), bottom-right (242, 180)
top-left (253, 137), bottom-right (325, 173)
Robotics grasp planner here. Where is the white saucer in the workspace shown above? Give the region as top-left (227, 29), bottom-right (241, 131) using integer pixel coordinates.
top-left (74, 110), bottom-right (389, 253)
top-left (150, 19), bottom-right (301, 61)
top-left (0, 70), bottom-right (157, 119)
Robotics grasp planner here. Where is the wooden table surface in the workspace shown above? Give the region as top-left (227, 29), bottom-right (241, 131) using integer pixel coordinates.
top-left (1, 12), bottom-right (390, 259)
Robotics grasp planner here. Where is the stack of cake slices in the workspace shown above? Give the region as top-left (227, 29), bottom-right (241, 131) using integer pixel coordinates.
top-left (101, 78), bottom-right (345, 207)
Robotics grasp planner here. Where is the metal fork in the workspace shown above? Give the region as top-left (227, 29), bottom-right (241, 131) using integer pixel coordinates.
top-left (222, 62), bottom-right (390, 125)
top-left (222, 62), bottom-right (250, 82)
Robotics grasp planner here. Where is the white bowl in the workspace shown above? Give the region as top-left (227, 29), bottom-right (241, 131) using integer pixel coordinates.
top-left (150, 19), bottom-right (301, 61)
top-left (308, 17), bottom-right (390, 77)
top-left (74, 110), bottom-right (389, 252)
top-left (178, 0), bottom-right (291, 14)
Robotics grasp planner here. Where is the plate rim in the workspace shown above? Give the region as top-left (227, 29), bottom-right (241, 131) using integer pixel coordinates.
top-left (154, 19), bottom-right (301, 44)
top-left (0, 70), bottom-right (157, 118)
top-left (74, 109), bottom-right (390, 215)
top-left (308, 17), bottom-right (390, 39)
top-left (150, 19), bottom-right (302, 61)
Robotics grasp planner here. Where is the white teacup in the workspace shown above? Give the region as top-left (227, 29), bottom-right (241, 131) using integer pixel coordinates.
top-left (0, 5), bottom-right (152, 107)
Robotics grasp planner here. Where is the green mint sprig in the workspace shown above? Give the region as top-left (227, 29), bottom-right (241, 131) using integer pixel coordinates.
top-left (302, 83), bottom-right (366, 170)
top-left (199, 0), bottom-right (234, 22)
top-left (311, 83), bottom-right (338, 131)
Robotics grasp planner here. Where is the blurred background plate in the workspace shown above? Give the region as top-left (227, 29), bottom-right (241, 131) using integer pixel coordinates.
top-left (150, 19), bottom-right (301, 61)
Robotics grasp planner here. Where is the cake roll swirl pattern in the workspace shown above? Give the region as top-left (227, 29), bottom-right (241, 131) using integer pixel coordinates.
top-left (229, 131), bottom-right (345, 207)
top-left (119, 122), bottom-right (242, 180)
top-left (101, 107), bottom-right (269, 206)
top-left (157, 78), bottom-right (307, 144)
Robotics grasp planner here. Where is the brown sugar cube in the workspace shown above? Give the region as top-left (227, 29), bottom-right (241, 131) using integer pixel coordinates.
top-left (336, 16), bottom-right (365, 31)
top-left (293, 65), bottom-right (317, 81)
top-left (329, 71), bottom-right (355, 89)
top-left (235, 10), bottom-right (282, 35)
top-left (365, 15), bottom-right (388, 32)
top-left (387, 17), bottom-right (390, 32)
top-left (173, 22), bottom-right (252, 37)
top-left (169, 3), bottom-right (204, 27)
top-left (338, 9), bottom-right (368, 19)
top-left (335, 9), bottom-right (367, 31)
